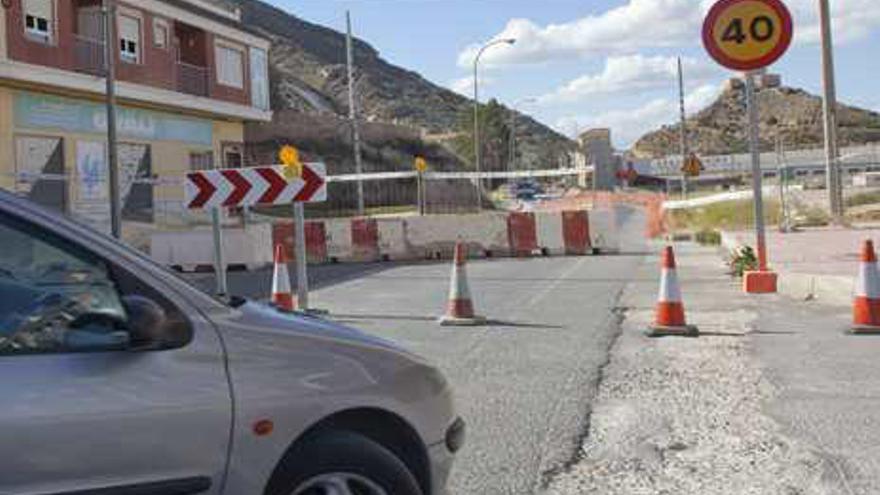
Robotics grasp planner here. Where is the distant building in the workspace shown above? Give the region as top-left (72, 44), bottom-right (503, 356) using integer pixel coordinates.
top-left (0, 0), bottom-right (271, 234)
top-left (723, 71), bottom-right (782, 92)
top-left (577, 128), bottom-right (617, 190)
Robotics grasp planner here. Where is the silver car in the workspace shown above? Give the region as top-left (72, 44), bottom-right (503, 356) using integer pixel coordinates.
top-left (0, 189), bottom-right (463, 495)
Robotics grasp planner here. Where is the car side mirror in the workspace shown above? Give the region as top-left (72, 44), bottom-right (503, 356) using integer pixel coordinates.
top-left (121, 295), bottom-right (169, 351)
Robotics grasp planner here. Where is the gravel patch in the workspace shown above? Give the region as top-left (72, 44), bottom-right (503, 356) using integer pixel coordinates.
top-left (545, 308), bottom-right (832, 495)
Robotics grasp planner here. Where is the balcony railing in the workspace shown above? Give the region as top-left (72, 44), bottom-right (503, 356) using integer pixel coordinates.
top-left (73, 35), bottom-right (106, 77)
top-left (177, 62), bottom-right (209, 97)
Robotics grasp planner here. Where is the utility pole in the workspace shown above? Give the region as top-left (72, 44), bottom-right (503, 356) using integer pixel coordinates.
top-left (346, 11), bottom-right (365, 216)
top-left (818, 0), bottom-right (843, 222)
top-left (677, 57), bottom-right (689, 199)
top-left (103, 0), bottom-right (121, 238)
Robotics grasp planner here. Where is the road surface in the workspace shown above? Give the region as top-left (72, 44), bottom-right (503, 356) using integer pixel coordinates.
top-left (186, 206), bottom-right (645, 494)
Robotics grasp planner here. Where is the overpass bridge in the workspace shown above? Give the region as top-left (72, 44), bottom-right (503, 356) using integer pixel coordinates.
top-left (634, 143), bottom-right (880, 184)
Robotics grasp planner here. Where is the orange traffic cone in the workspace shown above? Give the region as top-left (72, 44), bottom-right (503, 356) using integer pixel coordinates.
top-left (439, 241), bottom-right (487, 326)
top-left (272, 245), bottom-right (296, 312)
top-left (650, 246), bottom-right (698, 337)
top-left (852, 240), bottom-right (880, 334)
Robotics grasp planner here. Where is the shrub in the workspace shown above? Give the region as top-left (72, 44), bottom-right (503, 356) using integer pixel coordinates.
top-left (729, 245), bottom-right (758, 277)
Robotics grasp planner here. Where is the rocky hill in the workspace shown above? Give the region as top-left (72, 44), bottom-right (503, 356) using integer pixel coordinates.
top-left (233, 0), bottom-right (571, 171)
top-left (632, 79), bottom-right (880, 159)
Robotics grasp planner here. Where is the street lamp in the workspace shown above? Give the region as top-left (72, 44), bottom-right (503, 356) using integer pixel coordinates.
top-left (473, 37), bottom-right (516, 211)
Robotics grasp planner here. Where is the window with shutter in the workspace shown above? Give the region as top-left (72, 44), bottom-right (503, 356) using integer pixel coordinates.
top-left (215, 42), bottom-right (244, 89)
top-left (23, 0), bottom-right (53, 43)
top-left (118, 14), bottom-right (141, 64)
top-left (153, 19), bottom-right (169, 49)
top-left (249, 48), bottom-right (270, 110)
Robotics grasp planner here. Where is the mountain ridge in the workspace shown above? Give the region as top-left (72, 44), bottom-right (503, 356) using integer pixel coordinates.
top-left (632, 78), bottom-right (880, 159)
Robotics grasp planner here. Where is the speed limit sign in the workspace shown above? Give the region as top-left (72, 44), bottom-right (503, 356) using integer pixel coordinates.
top-left (702, 0), bottom-right (793, 71)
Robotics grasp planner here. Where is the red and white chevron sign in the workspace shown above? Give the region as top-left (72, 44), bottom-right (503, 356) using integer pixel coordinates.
top-left (185, 163), bottom-right (327, 209)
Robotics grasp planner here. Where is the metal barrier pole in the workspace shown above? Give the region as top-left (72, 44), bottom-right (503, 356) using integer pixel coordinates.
top-left (293, 202), bottom-right (309, 310)
top-left (211, 207), bottom-right (227, 296)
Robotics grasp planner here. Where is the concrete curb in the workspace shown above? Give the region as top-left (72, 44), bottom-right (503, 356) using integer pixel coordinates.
top-left (720, 230), bottom-right (853, 307)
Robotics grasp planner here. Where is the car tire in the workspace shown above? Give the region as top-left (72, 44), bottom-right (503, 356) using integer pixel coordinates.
top-left (265, 430), bottom-right (424, 495)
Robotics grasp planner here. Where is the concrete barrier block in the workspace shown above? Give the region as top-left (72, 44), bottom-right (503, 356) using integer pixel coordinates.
top-left (589, 208), bottom-right (621, 253)
top-left (404, 213), bottom-right (511, 259)
top-left (535, 211), bottom-right (564, 255)
top-left (150, 224), bottom-right (273, 269)
top-left (325, 218), bottom-right (353, 262)
top-left (377, 218), bottom-right (408, 261)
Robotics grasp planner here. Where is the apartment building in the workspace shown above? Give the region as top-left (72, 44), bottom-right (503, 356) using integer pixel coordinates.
top-left (0, 0), bottom-right (272, 233)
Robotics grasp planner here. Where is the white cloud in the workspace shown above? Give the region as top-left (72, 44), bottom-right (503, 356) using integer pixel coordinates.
top-left (788, 0), bottom-right (880, 44)
top-left (449, 75), bottom-right (494, 96)
top-left (457, 0), bottom-right (713, 68)
top-left (539, 55), bottom-right (719, 104)
top-left (557, 83), bottom-right (722, 148)
top-left (458, 0), bottom-right (880, 68)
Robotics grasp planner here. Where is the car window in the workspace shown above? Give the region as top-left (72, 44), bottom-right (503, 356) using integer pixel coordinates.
top-left (0, 211), bottom-right (127, 355)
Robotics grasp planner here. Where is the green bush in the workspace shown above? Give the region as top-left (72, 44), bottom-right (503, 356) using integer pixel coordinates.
top-left (728, 246), bottom-right (758, 277)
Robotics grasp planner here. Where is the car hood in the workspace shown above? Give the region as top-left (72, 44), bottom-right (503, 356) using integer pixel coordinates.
top-left (227, 300), bottom-right (415, 357)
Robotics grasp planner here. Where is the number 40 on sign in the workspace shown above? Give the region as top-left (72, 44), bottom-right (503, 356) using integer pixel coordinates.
top-left (702, 0), bottom-right (793, 72)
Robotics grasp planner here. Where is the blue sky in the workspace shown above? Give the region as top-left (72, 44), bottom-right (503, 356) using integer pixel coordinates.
top-left (263, 0), bottom-right (880, 148)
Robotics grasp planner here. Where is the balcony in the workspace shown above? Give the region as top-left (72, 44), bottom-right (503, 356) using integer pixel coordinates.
top-left (177, 62), bottom-right (209, 97)
top-left (73, 35), bottom-right (106, 77)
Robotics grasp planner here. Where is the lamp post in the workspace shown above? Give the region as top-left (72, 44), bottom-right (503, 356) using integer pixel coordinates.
top-left (473, 38), bottom-right (515, 211)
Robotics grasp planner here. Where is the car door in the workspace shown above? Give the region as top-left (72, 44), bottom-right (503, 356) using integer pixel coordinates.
top-left (0, 207), bottom-right (232, 494)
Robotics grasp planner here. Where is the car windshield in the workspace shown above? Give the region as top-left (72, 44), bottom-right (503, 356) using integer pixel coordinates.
top-left (2, 0), bottom-right (879, 493)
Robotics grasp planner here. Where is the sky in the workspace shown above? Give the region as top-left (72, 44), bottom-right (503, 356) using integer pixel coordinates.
top-left (261, 0), bottom-right (880, 149)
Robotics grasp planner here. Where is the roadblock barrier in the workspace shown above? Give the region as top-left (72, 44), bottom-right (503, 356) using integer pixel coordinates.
top-left (152, 208), bottom-right (617, 269)
top-left (853, 239), bottom-right (880, 334)
top-left (151, 223), bottom-right (273, 272)
top-left (351, 218), bottom-right (381, 262)
top-left (272, 221), bottom-right (327, 264)
top-left (508, 212), bottom-right (539, 257)
top-left (562, 210), bottom-right (592, 255)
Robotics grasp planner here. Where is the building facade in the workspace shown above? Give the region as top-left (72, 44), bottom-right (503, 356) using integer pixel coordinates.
top-left (0, 0), bottom-right (271, 238)
top-left (577, 128), bottom-right (618, 191)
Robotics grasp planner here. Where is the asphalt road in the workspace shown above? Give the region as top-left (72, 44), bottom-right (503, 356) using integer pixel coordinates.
top-left (185, 206), bottom-right (646, 495)
top-left (754, 297), bottom-right (880, 494)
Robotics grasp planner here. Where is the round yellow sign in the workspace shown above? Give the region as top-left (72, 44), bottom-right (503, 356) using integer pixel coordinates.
top-left (702, 0), bottom-right (793, 71)
top-left (279, 145), bottom-right (300, 167)
top-left (414, 157), bottom-right (428, 173)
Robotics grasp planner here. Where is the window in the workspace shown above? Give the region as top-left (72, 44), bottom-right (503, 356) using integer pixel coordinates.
top-left (153, 19), bottom-right (169, 49)
top-left (118, 14), bottom-right (141, 64)
top-left (189, 151), bottom-right (214, 171)
top-left (249, 47), bottom-right (270, 110)
top-left (215, 41), bottom-right (244, 89)
top-left (23, 0), bottom-right (53, 43)
top-left (0, 212), bottom-right (126, 355)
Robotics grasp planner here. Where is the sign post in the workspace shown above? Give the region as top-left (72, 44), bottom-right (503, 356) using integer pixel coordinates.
top-left (702, 0), bottom-right (793, 294)
top-left (185, 147), bottom-right (327, 305)
top-left (279, 145), bottom-right (309, 311)
top-left (415, 156), bottom-right (427, 216)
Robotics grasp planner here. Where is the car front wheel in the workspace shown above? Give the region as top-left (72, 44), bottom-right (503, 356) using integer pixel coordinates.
top-left (266, 430), bottom-right (424, 495)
